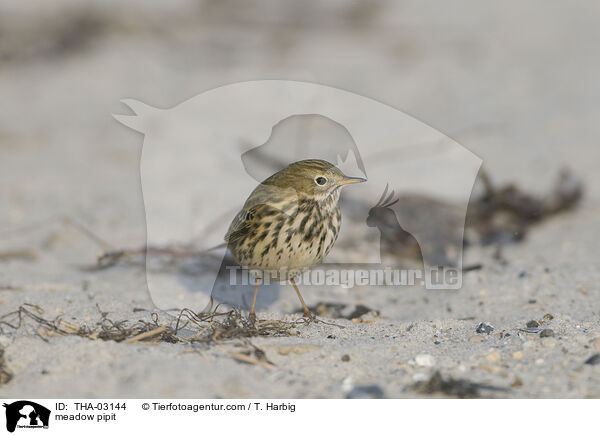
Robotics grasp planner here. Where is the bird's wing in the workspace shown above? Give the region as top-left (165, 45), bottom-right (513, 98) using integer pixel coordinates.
top-left (224, 204), bottom-right (261, 243)
top-left (224, 184), bottom-right (298, 243)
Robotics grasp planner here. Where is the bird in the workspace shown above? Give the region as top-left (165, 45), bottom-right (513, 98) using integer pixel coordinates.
top-left (225, 159), bottom-right (366, 320)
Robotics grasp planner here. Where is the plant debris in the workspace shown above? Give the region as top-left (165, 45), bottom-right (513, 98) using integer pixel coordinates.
top-left (82, 246), bottom-right (221, 272)
top-left (411, 371), bottom-right (507, 398)
top-left (0, 304), bottom-right (298, 346)
top-left (352, 168), bottom-right (583, 268)
top-left (296, 302), bottom-right (379, 320)
top-left (228, 341), bottom-right (276, 369)
top-left (0, 249), bottom-right (37, 261)
top-left (0, 346), bottom-right (13, 384)
top-left (467, 169), bottom-right (583, 246)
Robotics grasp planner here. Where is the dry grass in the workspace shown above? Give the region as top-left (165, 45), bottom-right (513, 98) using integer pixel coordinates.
top-left (0, 303), bottom-right (300, 346)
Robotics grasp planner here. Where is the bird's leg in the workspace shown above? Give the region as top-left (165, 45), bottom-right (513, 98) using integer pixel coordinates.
top-left (290, 277), bottom-right (313, 318)
top-left (249, 277), bottom-right (261, 324)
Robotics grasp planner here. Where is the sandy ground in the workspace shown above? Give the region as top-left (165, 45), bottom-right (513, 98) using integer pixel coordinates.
top-left (1, 1), bottom-right (599, 398)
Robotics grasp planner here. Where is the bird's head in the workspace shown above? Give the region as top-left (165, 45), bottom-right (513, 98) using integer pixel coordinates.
top-left (265, 159), bottom-right (366, 203)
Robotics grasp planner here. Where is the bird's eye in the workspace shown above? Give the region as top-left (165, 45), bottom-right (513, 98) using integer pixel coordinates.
top-left (315, 176), bottom-right (327, 185)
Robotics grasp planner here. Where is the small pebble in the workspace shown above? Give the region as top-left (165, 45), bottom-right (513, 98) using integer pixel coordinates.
top-left (469, 335), bottom-right (485, 343)
top-left (415, 354), bottom-right (435, 367)
top-left (541, 338), bottom-right (557, 348)
top-left (584, 354), bottom-right (600, 365)
top-left (341, 376), bottom-right (354, 392)
top-left (540, 329), bottom-right (555, 338)
top-left (512, 351), bottom-right (524, 360)
top-left (341, 354), bottom-right (350, 362)
top-left (543, 313), bottom-right (554, 321)
top-left (346, 384), bottom-right (385, 399)
top-left (486, 352), bottom-right (501, 363)
top-left (476, 322), bottom-right (494, 334)
top-left (526, 320), bottom-right (540, 328)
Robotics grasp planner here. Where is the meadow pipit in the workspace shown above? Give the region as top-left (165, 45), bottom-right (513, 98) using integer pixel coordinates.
top-left (225, 159), bottom-right (365, 319)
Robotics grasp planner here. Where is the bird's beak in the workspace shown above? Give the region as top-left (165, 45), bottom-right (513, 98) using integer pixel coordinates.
top-left (338, 176), bottom-right (367, 186)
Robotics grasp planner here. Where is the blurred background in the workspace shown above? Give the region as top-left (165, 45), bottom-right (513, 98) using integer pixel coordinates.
top-left (2, 1), bottom-right (599, 249)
